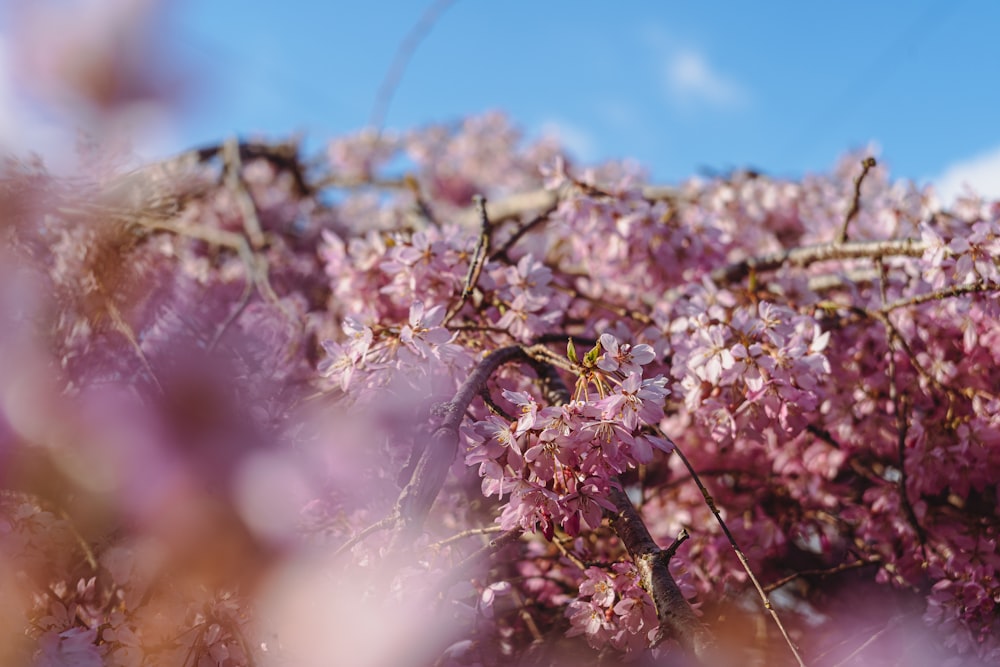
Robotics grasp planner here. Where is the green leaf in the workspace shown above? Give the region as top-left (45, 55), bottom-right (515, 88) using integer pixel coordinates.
top-left (567, 338), bottom-right (578, 364)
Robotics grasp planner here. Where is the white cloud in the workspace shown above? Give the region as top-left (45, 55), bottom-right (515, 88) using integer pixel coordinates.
top-left (640, 24), bottom-right (747, 111)
top-left (933, 145), bottom-right (1000, 203)
top-left (538, 119), bottom-right (599, 162)
top-left (665, 48), bottom-right (746, 108)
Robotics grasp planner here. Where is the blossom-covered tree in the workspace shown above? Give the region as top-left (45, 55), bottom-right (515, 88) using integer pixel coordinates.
top-left (2, 107), bottom-right (999, 667)
top-left (2, 8), bottom-right (999, 663)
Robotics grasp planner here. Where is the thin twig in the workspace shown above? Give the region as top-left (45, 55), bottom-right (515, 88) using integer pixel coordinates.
top-left (222, 136), bottom-right (265, 249)
top-left (444, 194), bottom-right (491, 325)
top-left (521, 343), bottom-right (577, 375)
top-left (480, 387), bottom-right (514, 420)
top-left (313, 175), bottom-right (409, 190)
top-left (668, 436), bottom-right (807, 666)
top-left (836, 157), bottom-right (877, 244)
top-left (829, 616), bottom-right (900, 667)
top-left (103, 296), bottom-right (164, 394)
top-left (805, 268), bottom-right (880, 293)
top-left (369, 0), bottom-right (459, 132)
top-left (181, 623), bottom-right (208, 667)
top-left (489, 204), bottom-right (558, 263)
top-left (464, 195), bottom-right (491, 299)
top-left (881, 280), bottom-right (1000, 313)
top-left (526, 355), bottom-right (573, 406)
top-left (806, 423), bottom-right (843, 450)
top-left (662, 528), bottom-right (690, 561)
top-left (391, 173), bottom-right (441, 230)
top-left (219, 614), bottom-right (258, 667)
top-left (450, 184), bottom-right (679, 228)
top-left (434, 528), bottom-right (524, 595)
top-left (763, 557), bottom-right (880, 594)
top-left (428, 525), bottom-right (505, 550)
top-left (867, 308), bottom-right (991, 403)
top-left (218, 136), bottom-right (301, 327)
top-left (333, 516), bottom-right (396, 558)
top-left (464, 528), bottom-right (523, 566)
top-left (551, 536), bottom-right (588, 571)
top-left (140, 217), bottom-right (288, 322)
top-left (510, 586), bottom-right (544, 643)
top-left (553, 283), bottom-right (653, 325)
top-left (875, 259), bottom-right (927, 555)
top-left (58, 508), bottom-right (98, 572)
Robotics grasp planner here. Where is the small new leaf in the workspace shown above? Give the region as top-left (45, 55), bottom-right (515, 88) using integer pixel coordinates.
top-left (567, 338), bottom-right (579, 365)
top-left (583, 342), bottom-right (602, 367)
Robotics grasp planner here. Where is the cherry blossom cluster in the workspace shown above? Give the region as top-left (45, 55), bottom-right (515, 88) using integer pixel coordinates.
top-left (664, 291), bottom-right (832, 440)
top-left (464, 334), bottom-right (670, 540)
top-left (565, 564), bottom-right (659, 655)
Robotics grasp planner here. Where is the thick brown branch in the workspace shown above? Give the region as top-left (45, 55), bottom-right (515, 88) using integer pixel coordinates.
top-left (607, 486), bottom-right (715, 659)
top-left (390, 345), bottom-right (528, 549)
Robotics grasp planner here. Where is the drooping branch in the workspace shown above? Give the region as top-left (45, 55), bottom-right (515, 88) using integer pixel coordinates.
top-left (389, 345), bottom-right (529, 550)
top-left (347, 343), bottom-right (565, 557)
top-left (368, 0), bottom-right (458, 133)
top-left (669, 441), bottom-right (807, 666)
top-left (875, 259), bottom-right (929, 554)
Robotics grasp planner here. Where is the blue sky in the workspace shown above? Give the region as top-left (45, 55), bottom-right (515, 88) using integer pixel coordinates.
top-left (3, 1), bottom-right (1000, 200)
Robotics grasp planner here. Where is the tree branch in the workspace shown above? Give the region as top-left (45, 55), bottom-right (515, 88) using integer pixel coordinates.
top-left (710, 238), bottom-right (928, 286)
top-left (451, 183), bottom-right (680, 228)
top-left (390, 345), bottom-right (528, 550)
top-left (529, 359), bottom-right (718, 662)
top-left (369, 0), bottom-right (458, 132)
top-left (881, 279), bottom-right (1000, 313)
top-left (670, 441), bottom-right (807, 666)
top-left (607, 485), bottom-right (716, 658)
top-left (836, 157), bottom-right (877, 244)
top-left (444, 194), bottom-right (491, 325)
